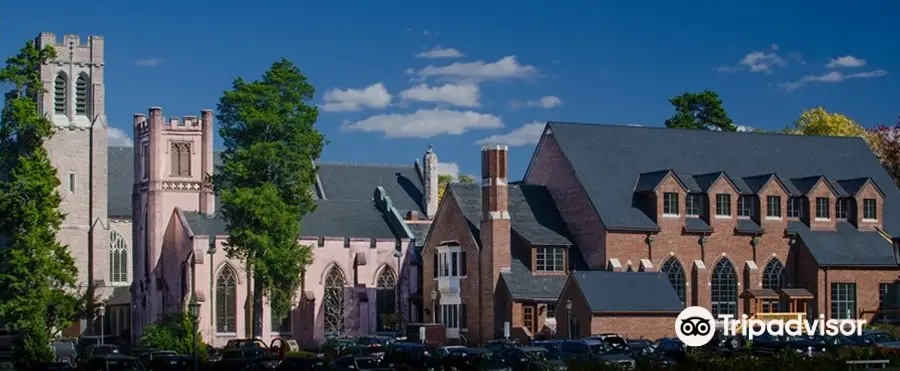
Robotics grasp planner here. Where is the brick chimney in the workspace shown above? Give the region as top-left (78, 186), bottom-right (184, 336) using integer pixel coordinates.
top-left (423, 145), bottom-right (439, 219)
top-left (479, 144), bottom-right (511, 340)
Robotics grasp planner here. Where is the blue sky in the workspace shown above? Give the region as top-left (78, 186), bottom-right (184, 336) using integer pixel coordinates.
top-left (1, 1), bottom-right (898, 179)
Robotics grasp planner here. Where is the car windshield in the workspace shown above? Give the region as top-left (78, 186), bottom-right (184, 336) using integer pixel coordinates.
top-left (524, 350), bottom-right (558, 361)
top-left (870, 332), bottom-right (895, 343)
top-left (593, 342), bottom-right (629, 354)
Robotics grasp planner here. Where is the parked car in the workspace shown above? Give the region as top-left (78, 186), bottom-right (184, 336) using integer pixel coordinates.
top-left (51, 339), bottom-right (78, 367)
top-left (277, 353), bottom-right (327, 370)
top-left (495, 346), bottom-right (567, 371)
top-left (531, 340), bottom-right (564, 355)
top-left (332, 355), bottom-right (392, 371)
top-left (846, 330), bottom-right (900, 348)
top-left (484, 340), bottom-right (519, 353)
top-left (750, 333), bottom-right (826, 357)
top-left (216, 347), bottom-right (281, 371)
top-left (559, 339), bottom-right (635, 368)
top-left (138, 350), bottom-right (175, 366)
top-left (443, 347), bottom-right (510, 371)
top-left (635, 339), bottom-right (687, 368)
top-left (383, 342), bottom-right (441, 370)
top-left (0, 351), bottom-right (14, 369)
top-left (144, 354), bottom-right (192, 371)
top-left (626, 339), bottom-right (654, 356)
top-left (356, 335), bottom-right (394, 357)
top-left (77, 355), bottom-right (142, 371)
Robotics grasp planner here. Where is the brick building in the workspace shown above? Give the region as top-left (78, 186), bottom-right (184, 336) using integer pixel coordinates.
top-left (423, 122), bottom-right (900, 344)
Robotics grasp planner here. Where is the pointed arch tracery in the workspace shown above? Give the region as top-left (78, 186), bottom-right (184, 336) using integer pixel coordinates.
top-left (711, 258), bottom-right (738, 318)
top-left (109, 230), bottom-right (128, 284)
top-left (660, 257), bottom-right (686, 306)
top-left (54, 72), bottom-right (67, 114)
top-left (375, 266), bottom-right (398, 330)
top-left (323, 266), bottom-right (346, 335)
top-left (762, 258), bottom-right (786, 312)
top-left (215, 265), bottom-right (237, 333)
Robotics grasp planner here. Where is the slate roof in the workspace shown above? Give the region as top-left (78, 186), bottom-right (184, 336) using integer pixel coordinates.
top-left (448, 183), bottom-right (573, 246)
top-left (684, 218), bottom-right (712, 233)
top-left (786, 221), bottom-right (896, 267)
top-left (182, 199), bottom-right (399, 239)
top-left (446, 182), bottom-right (584, 300)
top-left (735, 219), bottom-right (764, 234)
top-left (106, 149), bottom-right (425, 218)
top-left (570, 271), bottom-right (684, 313)
top-left (545, 122), bottom-right (900, 236)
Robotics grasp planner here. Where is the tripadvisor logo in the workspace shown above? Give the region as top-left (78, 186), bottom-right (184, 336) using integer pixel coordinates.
top-left (674, 306), bottom-right (866, 346)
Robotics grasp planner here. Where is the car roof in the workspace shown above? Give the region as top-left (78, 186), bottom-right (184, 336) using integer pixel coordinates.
top-left (518, 346), bottom-right (548, 352)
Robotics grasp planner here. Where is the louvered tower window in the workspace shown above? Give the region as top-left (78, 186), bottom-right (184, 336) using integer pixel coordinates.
top-left (54, 73), bottom-right (67, 114)
top-left (75, 74), bottom-right (89, 116)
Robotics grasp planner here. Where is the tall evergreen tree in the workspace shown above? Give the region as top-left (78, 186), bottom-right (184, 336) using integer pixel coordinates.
top-left (664, 90), bottom-right (737, 131)
top-left (0, 41), bottom-right (80, 367)
top-left (213, 58), bottom-right (324, 337)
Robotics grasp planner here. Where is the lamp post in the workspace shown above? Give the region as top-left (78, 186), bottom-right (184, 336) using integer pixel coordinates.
top-left (189, 295), bottom-right (201, 371)
top-left (96, 304), bottom-right (106, 345)
top-left (430, 289), bottom-right (437, 324)
top-left (207, 236), bottom-right (217, 334)
top-left (564, 299), bottom-right (572, 339)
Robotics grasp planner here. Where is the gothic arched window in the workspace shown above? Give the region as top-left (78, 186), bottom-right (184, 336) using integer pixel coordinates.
top-left (661, 257), bottom-right (686, 306)
top-left (711, 258), bottom-right (738, 318)
top-left (762, 258), bottom-right (785, 312)
top-left (215, 266), bottom-right (237, 333)
top-left (376, 266), bottom-right (398, 330)
top-left (75, 73), bottom-right (90, 116)
top-left (323, 266), bottom-right (346, 336)
top-left (54, 73), bottom-right (67, 114)
top-left (109, 230), bottom-right (128, 284)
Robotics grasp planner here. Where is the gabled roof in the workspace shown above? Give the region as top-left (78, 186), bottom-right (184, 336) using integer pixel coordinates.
top-left (838, 177), bottom-right (886, 198)
top-left (448, 183), bottom-right (574, 246)
top-left (742, 173), bottom-right (792, 195)
top-left (570, 271), bottom-right (684, 313)
top-left (789, 175), bottom-right (839, 197)
top-left (543, 122), bottom-right (900, 235)
top-left (692, 171), bottom-right (738, 193)
top-left (634, 170), bottom-right (686, 192)
top-left (181, 199), bottom-right (401, 239)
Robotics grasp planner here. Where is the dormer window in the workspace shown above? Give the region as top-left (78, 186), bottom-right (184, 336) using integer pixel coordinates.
top-left (863, 198), bottom-right (878, 221)
top-left (685, 194), bottom-right (701, 217)
top-left (787, 197), bottom-right (802, 218)
top-left (737, 196), bottom-right (752, 218)
top-left (715, 194), bottom-right (731, 218)
top-left (836, 198), bottom-right (850, 219)
top-left (815, 197), bottom-right (830, 220)
top-left (536, 247), bottom-right (565, 272)
top-left (663, 192), bottom-right (679, 217)
top-left (766, 196), bottom-right (782, 219)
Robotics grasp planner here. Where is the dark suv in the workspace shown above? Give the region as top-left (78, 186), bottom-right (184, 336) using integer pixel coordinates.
top-left (383, 342), bottom-right (441, 370)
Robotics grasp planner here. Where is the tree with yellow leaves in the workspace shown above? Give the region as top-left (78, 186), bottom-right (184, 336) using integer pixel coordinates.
top-left (437, 174), bottom-right (474, 201)
top-left (784, 107), bottom-right (869, 137)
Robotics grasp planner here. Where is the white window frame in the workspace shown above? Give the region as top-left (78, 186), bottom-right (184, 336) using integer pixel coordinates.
top-left (787, 197), bottom-right (802, 218)
top-left (863, 198), bottom-right (878, 221)
top-left (766, 195), bottom-right (782, 220)
top-left (737, 196), bottom-right (752, 219)
top-left (685, 194), bottom-right (700, 217)
top-left (441, 303), bottom-right (460, 329)
top-left (536, 247), bottom-right (566, 272)
top-left (815, 197), bottom-right (831, 221)
top-left (715, 194), bottom-right (732, 219)
top-left (662, 192), bottom-right (679, 218)
top-left (435, 245), bottom-right (464, 279)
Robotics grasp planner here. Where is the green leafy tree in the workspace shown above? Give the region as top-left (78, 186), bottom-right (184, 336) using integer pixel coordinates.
top-left (213, 58), bottom-right (324, 337)
top-left (0, 40), bottom-right (80, 367)
top-left (140, 312), bottom-right (208, 360)
top-left (664, 90), bottom-right (737, 131)
top-left (784, 107), bottom-right (869, 137)
top-left (437, 174), bottom-right (474, 201)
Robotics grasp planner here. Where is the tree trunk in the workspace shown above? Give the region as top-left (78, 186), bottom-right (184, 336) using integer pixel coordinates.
top-left (252, 276), bottom-right (264, 338)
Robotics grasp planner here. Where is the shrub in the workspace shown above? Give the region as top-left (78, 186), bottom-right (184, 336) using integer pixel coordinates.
top-left (139, 311), bottom-right (208, 360)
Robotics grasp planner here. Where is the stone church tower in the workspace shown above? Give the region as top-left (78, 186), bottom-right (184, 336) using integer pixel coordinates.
top-left (35, 33), bottom-right (110, 331)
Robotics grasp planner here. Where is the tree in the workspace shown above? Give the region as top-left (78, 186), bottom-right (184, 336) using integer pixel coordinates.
top-left (869, 120), bottom-right (900, 186)
top-left (140, 312), bottom-right (208, 360)
top-left (213, 58), bottom-right (324, 337)
top-left (664, 90), bottom-right (737, 131)
top-left (784, 107), bottom-right (869, 137)
top-left (0, 40), bottom-right (80, 367)
top-left (437, 174), bottom-right (474, 201)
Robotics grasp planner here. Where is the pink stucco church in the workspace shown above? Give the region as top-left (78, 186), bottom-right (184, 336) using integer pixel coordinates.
top-left (35, 32), bottom-right (440, 346)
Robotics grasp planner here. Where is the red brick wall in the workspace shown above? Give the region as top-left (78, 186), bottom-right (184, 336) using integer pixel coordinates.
top-left (591, 315), bottom-right (678, 340)
top-left (854, 182), bottom-right (884, 231)
top-left (806, 180), bottom-right (837, 231)
top-left (420, 192), bottom-right (481, 339)
top-left (525, 134), bottom-right (607, 269)
top-left (816, 267), bottom-right (899, 321)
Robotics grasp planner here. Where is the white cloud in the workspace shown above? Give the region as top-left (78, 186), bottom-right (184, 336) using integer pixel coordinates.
top-left (474, 121), bottom-right (546, 147)
top-left (108, 127), bottom-right (134, 147)
top-left (779, 69), bottom-right (888, 91)
top-left (399, 83), bottom-right (479, 107)
top-left (827, 55), bottom-right (867, 68)
top-left (416, 46), bottom-right (464, 59)
top-left (510, 95), bottom-right (562, 109)
top-left (322, 83), bottom-right (392, 112)
top-left (437, 162), bottom-right (459, 178)
top-left (409, 56), bottom-right (538, 82)
top-left (717, 45), bottom-right (787, 73)
top-left (736, 125), bottom-right (756, 132)
top-left (341, 108), bottom-right (502, 138)
top-left (134, 58), bottom-right (161, 67)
